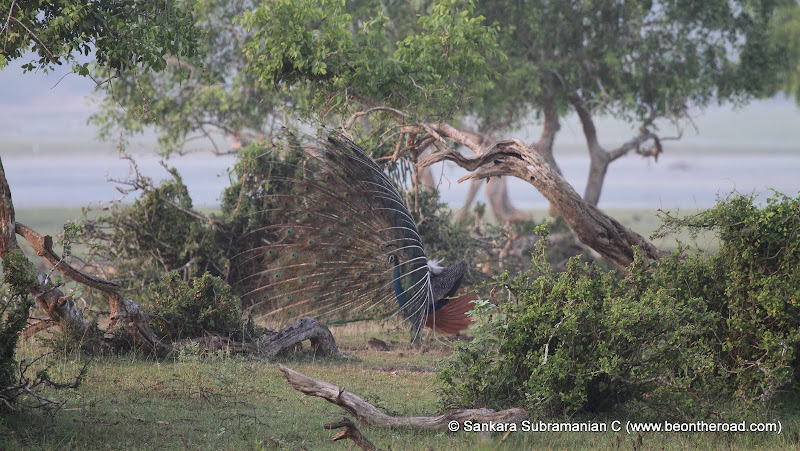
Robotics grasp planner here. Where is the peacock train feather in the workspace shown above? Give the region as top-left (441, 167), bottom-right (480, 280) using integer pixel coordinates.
top-left (232, 130), bottom-right (473, 341)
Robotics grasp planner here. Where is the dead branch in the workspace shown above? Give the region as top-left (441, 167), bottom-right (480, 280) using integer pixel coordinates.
top-left (417, 139), bottom-right (667, 271)
top-left (278, 365), bottom-right (527, 430)
top-left (259, 317), bottom-right (344, 358)
top-left (13, 222), bottom-right (169, 352)
top-left (0, 155), bottom-right (168, 352)
top-left (325, 417), bottom-right (378, 451)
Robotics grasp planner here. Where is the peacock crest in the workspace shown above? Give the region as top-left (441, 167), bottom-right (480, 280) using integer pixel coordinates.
top-left (232, 130), bottom-right (473, 341)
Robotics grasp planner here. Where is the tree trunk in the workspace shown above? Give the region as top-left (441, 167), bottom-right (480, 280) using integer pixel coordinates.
top-left (485, 178), bottom-right (529, 223)
top-left (531, 97), bottom-right (562, 216)
top-left (583, 153), bottom-right (610, 206)
top-left (569, 93), bottom-right (661, 207)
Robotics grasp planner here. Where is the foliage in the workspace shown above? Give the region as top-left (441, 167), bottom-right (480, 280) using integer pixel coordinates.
top-left (0, 0), bottom-right (199, 73)
top-left (90, 0), bottom-right (281, 156)
top-left (81, 170), bottom-right (227, 295)
top-left (241, 0), bottom-right (499, 122)
top-left (0, 250), bottom-right (36, 410)
top-left (92, 0), bottom-right (502, 155)
top-left (147, 272), bottom-right (260, 342)
top-left (768, 2), bottom-right (800, 103)
top-left (440, 191), bottom-right (800, 420)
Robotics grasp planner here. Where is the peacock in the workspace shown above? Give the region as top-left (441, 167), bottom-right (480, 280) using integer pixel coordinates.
top-left (232, 130), bottom-right (474, 341)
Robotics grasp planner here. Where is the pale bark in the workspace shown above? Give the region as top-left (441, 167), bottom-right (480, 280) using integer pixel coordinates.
top-left (279, 364), bottom-right (528, 429)
top-left (417, 138), bottom-right (667, 271)
top-left (258, 317), bottom-right (344, 358)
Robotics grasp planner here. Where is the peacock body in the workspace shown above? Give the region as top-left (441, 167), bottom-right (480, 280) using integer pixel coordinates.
top-left (233, 131), bottom-right (473, 340)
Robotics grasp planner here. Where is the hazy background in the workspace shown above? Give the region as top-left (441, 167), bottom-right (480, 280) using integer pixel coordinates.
top-left (2, 58), bottom-right (799, 212)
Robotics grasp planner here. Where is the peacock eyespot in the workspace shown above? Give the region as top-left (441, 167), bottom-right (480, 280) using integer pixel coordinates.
top-left (315, 260), bottom-right (320, 265)
top-left (284, 201), bottom-right (290, 207)
top-left (331, 248), bottom-right (337, 254)
top-left (269, 249), bottom-right (275, 255)
top-left (287, 295), bottom-right (292, 300)
top-left (301, 277), bottom-right (306, 283)
top-left (327, 227), bottom-right (334, 233)
top-left (307, 213), bottom-right (313, 219)
top-left (287, 229), bottom-right (293, 235)
top-left (344, 217), bottom-right (350, 223)
top-left (292, 252), bottom-right (298, 258)
top-left (309, 239), bottom-right (315, 245)
top-left (345, 193), bottom-right (351, 199)
top-left (275, 273), bottom-right (281, 279)
top-left (325, 201), bottom-right (331, 208)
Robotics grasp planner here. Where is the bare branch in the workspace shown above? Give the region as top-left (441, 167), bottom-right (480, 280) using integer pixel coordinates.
top-left (344, 107), bottom-right (408, 130)
top-left (279, 365), bottom-right (527, 430)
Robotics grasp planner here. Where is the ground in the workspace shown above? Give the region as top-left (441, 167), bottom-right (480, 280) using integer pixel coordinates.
top-left (2, 322), bottom-right (799, 450)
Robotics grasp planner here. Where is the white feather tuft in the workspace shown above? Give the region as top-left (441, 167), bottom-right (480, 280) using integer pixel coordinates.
top-left (427, 259), bottom-right (445, 274)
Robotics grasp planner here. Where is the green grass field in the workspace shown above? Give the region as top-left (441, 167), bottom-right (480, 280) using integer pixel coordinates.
top-left (2, 327), bottom-right (798, 450)
top-left (0, 207), bottom-right (747, 450)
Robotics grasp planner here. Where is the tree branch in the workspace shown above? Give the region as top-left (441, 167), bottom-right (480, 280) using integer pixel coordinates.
top-left (279, 365), bottom-right (527, 429)
top-left (418, 140), bottom-right (667, 270)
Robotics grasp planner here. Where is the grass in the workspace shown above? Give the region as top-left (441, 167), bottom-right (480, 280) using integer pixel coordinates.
top-left (2, 327), bottom-right (799, 450)
top-left (0, 207), bottom-right (739, 449)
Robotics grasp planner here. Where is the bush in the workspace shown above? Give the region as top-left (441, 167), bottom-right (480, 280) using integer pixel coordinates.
top-left (439, 192), bottom-right (800, 420)
top-left (147, 272), bottom-right (261, 342)
top-left (0, 250), bottom-right (37, 411)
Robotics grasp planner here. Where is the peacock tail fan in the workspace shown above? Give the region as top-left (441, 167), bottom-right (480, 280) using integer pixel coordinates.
top-left (232, 130), bottom-right (437, 341)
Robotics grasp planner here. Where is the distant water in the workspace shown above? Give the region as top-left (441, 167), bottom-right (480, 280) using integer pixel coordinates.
top-left (2, 151), bottom-right (799, 210)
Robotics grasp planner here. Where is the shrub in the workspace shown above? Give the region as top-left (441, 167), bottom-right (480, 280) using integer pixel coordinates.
top-left (439, 192), bottom-right (800, 420)
top-left (0, 250), bottom-right (37, 410)
top-left (147, 272), bottom-right (261, 342)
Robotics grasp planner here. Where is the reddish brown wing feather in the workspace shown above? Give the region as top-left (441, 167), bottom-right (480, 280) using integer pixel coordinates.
top-left (425, 289), bottom-right (476, 334)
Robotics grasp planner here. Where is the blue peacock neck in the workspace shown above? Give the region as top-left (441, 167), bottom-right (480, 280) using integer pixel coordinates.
top-left (390, 254), bottom-right (409, 308)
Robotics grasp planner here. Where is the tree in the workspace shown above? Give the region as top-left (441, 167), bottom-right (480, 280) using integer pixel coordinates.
top-left (245, 0), bottom-right (795, 205)
top-left (90, 0), bottom-right (284, 155)
top-left (769, 1), bottom-right (800, 103)
top-left (0, 0), bottom-right (199, 73)
top-left (0, 0), bottom-right (199, 351)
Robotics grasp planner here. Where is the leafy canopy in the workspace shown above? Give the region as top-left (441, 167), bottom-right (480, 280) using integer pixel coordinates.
top-left (1, 0), bottom-right (200, 74)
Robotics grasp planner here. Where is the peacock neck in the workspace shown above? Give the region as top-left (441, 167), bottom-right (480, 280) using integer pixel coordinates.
top-left (391, 256), bottom-right (409, 308)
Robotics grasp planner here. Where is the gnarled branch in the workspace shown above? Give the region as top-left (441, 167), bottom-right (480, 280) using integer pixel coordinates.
top-left (418, 140), bottom-right (667, 270)
top-left (279, 364), bottom-right (527, 430)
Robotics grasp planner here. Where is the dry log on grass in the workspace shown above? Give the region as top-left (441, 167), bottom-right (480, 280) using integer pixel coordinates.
top-left (279, 364), bottom-right (527, 430)
top-left (325, 417), bottom-right (377, 451)
top-left (259, 317), bottom-right (345, 358)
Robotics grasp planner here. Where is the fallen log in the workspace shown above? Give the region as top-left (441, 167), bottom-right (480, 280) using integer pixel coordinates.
top-left (278, 364), bottom-right (527, 430)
